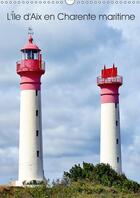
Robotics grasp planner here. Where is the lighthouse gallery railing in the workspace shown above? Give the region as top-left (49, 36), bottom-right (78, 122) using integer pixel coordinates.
top-left (97, 76), bottom-right (123, 85)
top-left (16, 60), bottom-right (45, 73)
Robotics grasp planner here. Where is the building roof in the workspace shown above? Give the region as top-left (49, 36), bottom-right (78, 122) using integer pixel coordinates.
top-left (21, 36), bottom-right (41, 51)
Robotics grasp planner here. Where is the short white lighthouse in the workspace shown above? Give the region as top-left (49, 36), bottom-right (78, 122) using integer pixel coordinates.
top-left (97, 65), bottom-right (123, 174)
top-left (16, 34), bottom-right (45, 186)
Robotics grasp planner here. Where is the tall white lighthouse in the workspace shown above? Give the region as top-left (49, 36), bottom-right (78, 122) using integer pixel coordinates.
top-left (97, 65), bottom-right (123, 174)
top-left (16, 35), bottom-right (45, 186)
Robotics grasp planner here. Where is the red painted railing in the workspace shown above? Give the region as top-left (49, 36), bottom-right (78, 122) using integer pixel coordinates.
top-left (16, 60), bottom-right (45, 73)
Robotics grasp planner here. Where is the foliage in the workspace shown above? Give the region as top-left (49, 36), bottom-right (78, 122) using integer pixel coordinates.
top-left (64, 162), bottom-right (94, 181)
top-left (64, 162), bottom-right (140, 193)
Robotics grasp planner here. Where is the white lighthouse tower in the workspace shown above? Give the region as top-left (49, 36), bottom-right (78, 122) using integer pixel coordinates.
top-left (16, 34), bottom-right (45, 186)
top-left (97, 65), bottom-right (123, 174)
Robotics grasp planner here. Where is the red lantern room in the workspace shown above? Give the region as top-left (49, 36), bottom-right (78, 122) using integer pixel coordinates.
top-left (16, 35), bottom-right (45, 90)
top-left (16, 35), bottom-right (45, 76)
top-left (97, 64), bottom-right (123, 104)
top-left (97, 65), bottom-right (123, 86)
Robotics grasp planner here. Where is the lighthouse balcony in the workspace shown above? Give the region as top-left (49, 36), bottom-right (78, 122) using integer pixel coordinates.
top-left (97, 76), bottom-right (123, 85)
top-left (16, 60), bottom-right (45, 74)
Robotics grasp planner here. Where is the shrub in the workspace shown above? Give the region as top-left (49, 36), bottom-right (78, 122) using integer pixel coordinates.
top-left (64, 162), bottom-right (140, 193)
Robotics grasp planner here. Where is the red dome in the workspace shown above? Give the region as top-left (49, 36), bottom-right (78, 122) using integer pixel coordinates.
top-left (21, 36), bottom-right (41, 51)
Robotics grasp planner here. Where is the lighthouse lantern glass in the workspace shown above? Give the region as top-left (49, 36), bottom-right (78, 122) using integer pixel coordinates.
top-left (22, 49), bottom-right (39, 60)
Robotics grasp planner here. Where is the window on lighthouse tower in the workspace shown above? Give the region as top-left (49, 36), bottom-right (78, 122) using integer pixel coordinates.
top-left (37, 150), bottom-right (39, 157)
top-left (22, 49), bottom-right (39, 60)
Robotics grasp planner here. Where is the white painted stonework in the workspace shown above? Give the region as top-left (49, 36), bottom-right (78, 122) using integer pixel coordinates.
top-left (100, 103), bottom-right (122, 174)
top-left (16, 90), bottom-right (44, 186)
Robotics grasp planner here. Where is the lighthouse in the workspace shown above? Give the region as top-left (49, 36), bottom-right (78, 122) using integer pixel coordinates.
top-left (16, 34), bottom-right (45, 186)
top-left (97, 65), bottom-right (123, 174)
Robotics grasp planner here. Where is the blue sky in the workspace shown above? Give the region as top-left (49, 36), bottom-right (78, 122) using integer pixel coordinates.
top-left (0, 2), bottom-right (140, 184)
